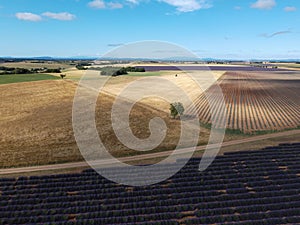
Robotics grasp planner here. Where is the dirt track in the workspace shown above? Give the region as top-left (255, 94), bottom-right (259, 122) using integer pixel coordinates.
top-left (0, 129), bottom-right (298, 175)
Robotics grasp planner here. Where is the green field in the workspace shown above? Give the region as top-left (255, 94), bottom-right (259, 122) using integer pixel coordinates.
top-left (0, 74), bottom-right (60, 85)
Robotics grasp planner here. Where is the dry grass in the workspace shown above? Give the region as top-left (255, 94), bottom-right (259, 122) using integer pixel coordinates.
top-left (0, 80), bottom-right (80, 168)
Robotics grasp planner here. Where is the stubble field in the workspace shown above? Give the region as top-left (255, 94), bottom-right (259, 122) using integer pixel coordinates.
top-left (0, 77), bottom-right (213, 168)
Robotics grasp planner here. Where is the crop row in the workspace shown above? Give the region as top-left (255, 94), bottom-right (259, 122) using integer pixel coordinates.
top-left (0, 143), bottom-right (299, 224)
top-left (192, 72), bottom-right (300, 133)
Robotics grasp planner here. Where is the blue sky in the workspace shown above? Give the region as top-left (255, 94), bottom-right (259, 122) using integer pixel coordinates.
top-left (0, 0), bottom-right (299, 59)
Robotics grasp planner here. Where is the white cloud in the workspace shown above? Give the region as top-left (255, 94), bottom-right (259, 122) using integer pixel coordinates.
top-left (42, 12), bottom-right (76, 21)
top-left (284, 6), bottom-right (297, 12)
top-left (126, 0), bottom-right (139, 4)
top-left (251, 0), bottom-right (276, 10)
top-left (88, 0), bottom-right (106, 9)
top-left (87, 0), bottom-right (211, 12)
top-left (108, 2), bottom-right (123, 9)
top-left (234, 6), bottom-right (241, 10)
top-left (15, 12), bottom-right (42, 22)
top-left (88, 0), bottom-right (123, 9)
top-left (159, 0), bottom-right (212, 12)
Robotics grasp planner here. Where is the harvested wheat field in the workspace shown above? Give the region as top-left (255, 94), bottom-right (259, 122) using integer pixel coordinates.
top-left (193, 71), bottom-right (300, 133)
top-left (100, 70), bottom-right (225, 113)
top-left (0, 79), bottom-right (214, 168)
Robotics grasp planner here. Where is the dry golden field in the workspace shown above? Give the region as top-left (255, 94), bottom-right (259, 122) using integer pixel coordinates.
top-left (0, 78), bottom-right (214, 168)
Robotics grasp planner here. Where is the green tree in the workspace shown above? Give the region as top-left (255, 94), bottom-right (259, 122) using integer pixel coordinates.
top-left (45, 68), bottom-right (61, 73)
top-left (170, 102), bottom-right (184, 119)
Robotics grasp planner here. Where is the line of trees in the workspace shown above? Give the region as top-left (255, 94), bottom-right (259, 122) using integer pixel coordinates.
top-left (76, 63), bottom-right (92, 70)
top-left (100, 66), bottom-right (145, 76)
top-left (0, 66), bottom-right (61, 75)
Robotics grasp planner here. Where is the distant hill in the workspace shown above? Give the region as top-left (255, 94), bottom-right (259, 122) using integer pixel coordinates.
top-left (0, 56), bottom-right (299, 63)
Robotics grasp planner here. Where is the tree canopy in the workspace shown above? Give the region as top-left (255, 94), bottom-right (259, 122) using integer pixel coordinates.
top-left (169, 102), bottom-right (185, 119)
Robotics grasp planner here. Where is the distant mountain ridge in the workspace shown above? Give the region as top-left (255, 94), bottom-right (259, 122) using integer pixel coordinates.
top-left (0, 56), bottom-right (299, 63)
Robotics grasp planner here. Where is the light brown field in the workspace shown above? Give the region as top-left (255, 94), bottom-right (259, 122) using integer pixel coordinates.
top-left (0, 80), bottom-right (80, 167)
top-left (100, 70), bottom-right (224, 113)
top-left (0, 79), bottom-right (216, 168)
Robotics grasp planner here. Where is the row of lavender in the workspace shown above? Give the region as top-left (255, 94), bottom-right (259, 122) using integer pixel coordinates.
top-left (136, 66), bottom-right (289, 72)
top-left (0, 143), bottom-right (299, 224)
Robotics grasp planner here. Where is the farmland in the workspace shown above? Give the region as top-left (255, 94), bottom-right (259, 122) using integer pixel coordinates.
top-left (0, 60), bottom-right (300, 225)
top-left (138, 65), bottom-right (288, 72)
top-left (0, 74), bottom-right (59, 84)
top-left (0, 62), bottom-right (299, 168)
top-left (193, 71), bottom-right (300, 133)
top-left (0, 78), bottom-right (214, 168)
top-left (1, 61), bottom-right (73, 70)
top-left (0, 143), bottom-right (299, 224)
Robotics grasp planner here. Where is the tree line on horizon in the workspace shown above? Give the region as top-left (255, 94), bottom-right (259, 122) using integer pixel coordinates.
top-left (0, 66), bottom-right (61, 75)
top-left (100, 66), bottom-right (145, 76)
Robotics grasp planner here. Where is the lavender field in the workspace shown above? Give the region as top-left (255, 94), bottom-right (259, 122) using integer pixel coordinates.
top-left (1, 143), bottom-right (299, 224)
top-left (137, 66), bottom-right (289, 72)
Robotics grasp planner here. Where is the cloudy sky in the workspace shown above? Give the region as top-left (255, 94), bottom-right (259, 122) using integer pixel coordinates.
top-left (0, 0), bottom-right (299, 59)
